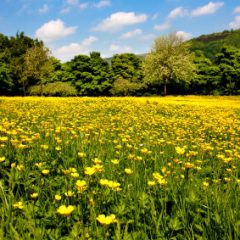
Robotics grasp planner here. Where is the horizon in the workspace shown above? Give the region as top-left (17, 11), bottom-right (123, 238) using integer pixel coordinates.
top-left (0, 0), bottom-right (240, 62)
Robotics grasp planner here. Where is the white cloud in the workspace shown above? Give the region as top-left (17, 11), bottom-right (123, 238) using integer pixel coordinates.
top-left (176, 31), bottom-right (192, 41)
top-left (79, 3), bottom-right (89, 9)
top-left (53, 36), bottom-right (98, 62)
top-left (229, 15), bottom-right (240, 29)
top-left (93, 12), bottom-right (148, 32)
top-left (35, 19), bottom-right (77, 43)
top-left (110, 44), bottom-right (132, 53)
top-left (191, 2), bottom-right (224, 17)
top-left (120, 29), bottom-right (143, 39)
top-left (93, 0), bottom-right (111, 8)
top-left (60, 7), bottom-right (70, 14)
top-left (38, 4), bottom-right (49, 14)
top-left (234, 6), bottom-right (240, 14)
top-left (154, 21), bottom-right (171, 31)
top-left (167, 7), bottom-right (188, 19)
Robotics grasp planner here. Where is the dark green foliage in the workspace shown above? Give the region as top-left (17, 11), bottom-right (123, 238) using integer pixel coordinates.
top-left (191, 51), bottom-right (221, 95)
top-left (0, 63), bottom-right (14, 95)
top-left (110, 53), bottom-right (144, 95)
top-left (189, 29), bottom-right (240, 60)
top-left (67, 52), bottom-right (113, 96)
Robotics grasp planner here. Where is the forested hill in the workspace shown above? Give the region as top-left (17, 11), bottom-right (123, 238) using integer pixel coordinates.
top-left (188, 29), bottom-right (240, 59)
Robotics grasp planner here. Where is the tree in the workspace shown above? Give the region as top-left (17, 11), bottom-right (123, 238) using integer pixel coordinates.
top-left (143, 32), bottom-right (196, 96)
top-left (0, 63), bottom-right (13, 95)
top-left (191, 50), bottom-right (221, 94)
top-left (110, 53), bottom-right (144, 95)
top-left (67, 52), bottom-right (112, 96)
top-left (23, 44), bottom-right (54, 95)
top-left (215, 45), bottom-right (240, 95)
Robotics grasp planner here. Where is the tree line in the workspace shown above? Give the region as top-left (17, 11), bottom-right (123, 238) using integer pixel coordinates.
top-left (0, 31), bottom-right (240, 96)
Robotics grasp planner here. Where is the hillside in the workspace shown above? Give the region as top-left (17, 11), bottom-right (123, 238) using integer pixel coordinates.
top-left (188, 29), bottom-right (240, 59)
top-left (104, 29), bottom-right (240, 63)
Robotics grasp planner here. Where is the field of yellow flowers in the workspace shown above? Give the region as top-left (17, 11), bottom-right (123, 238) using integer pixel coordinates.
top-left (0, 96), bottom-right (240, 239)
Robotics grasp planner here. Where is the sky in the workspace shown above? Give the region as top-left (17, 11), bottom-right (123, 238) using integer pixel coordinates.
top-left (0, 0), bottom-right (240, 62)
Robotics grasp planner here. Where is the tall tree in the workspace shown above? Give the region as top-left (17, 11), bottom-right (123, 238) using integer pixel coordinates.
top-left (215, 45), bottom-right (240, 95)
top-left (191, 50), bottom-right (221, 94)
top-left (143, 32), bottom-right (196, 96)
top-left (110, 53), bottom-right (144, 95)
top-left (67, 52), bottom-right (112, 96)
top-left (23, 44), bottom-right (54, 95)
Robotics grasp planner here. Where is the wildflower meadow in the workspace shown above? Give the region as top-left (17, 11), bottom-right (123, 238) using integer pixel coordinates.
top-left (0, 96), bottom-right (240, 239)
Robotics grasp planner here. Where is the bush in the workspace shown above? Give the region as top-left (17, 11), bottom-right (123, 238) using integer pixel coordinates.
top-left (28, 82), bottom-right (77, 96)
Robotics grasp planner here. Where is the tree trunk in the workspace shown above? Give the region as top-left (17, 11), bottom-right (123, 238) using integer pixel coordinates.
top-left (163, 80), bottom-right (167, 96)
top-left (22, 81), bottom-right (26, 96)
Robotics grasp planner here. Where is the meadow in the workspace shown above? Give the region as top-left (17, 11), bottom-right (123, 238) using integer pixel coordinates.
top-left (0, 96), bottom-right (240, 240)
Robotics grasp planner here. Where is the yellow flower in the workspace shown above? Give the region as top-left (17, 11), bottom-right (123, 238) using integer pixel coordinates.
top-left (111, 159), bottom-right (119, 165)
top-left (124, 168), bottom-right (133, 175)
top-left (84, 167), bottom-right (96, 175)
top-left (175, 146), bottom-right (185, 155)
top-left (0, 136), bottom-right (8, 142)
top-left (55, 194), bottom-right (62, 201)
top-left (75, 180), bottom-right (87, 193)
top-left (140, 147), bottom-right (149, 154)
top-left (35, 162), bottom-right (43, 168)
top-left (93, 164), bottom-right (104, 172)
top-left (96, 214), bottom-right (117, 225)
top-left (42, 169), bottom-right (50, 175)
top-left (16, 164), bottom-right (24, 171)
top-left (70, 172), bottom-right (79, 178)
top-left (30, 193), bottom-right (38, 199)
top-left (202, 181), bottom-right (209, 188)
top-left (11, 162), bottom-right (17, 168)
top-left (13, 201), bottom-right (24, 209)
top-left (55, 146), bottom-right (61, 151)
top-left (184, 162), bottom-right (194, 169)
top-left (57, 205), bottom-right (75, 216)
top-left (78, 152), bottom-right (86, 158)
top-left (40, 144), bottom-right (49, 150)
top-left (147, 180), bottom-right (156, 186)
top-left (0, 156), bottom-right (5, 163)
top-left (65, 190), bottom-right (74, 197)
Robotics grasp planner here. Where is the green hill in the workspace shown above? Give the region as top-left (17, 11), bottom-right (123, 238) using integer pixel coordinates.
top-left (188, 29), bottom-right (240, 59)
top-left (105, 29), bottom-right (240, 62)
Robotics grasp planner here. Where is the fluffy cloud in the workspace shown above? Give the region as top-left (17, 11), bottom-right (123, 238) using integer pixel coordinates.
top-left (53, 36), bottom-right (98, 62)
top-left (93, 0), bottom-right (111, 8)
top-left (154, 22), bottom-right (171, 31)
top-left (110, 44), bottom-right (132, 53)
top-left (35, 19), bottom-right (77, 42)
top-left (234, 6), bottom-right (240, 14)
top-left (93, 12), bottom-right (148, 32)
top-left (120, 29), bottom-right (143, 39)
top-left (167, 7), bottom-right (188, 19)
top-left (191, 2), bottom-right (224, 17)
top-left (38, 4), bottom-right (49, 14)
top-left (176, 31), bottom-right (192, 41)
top-left (229, 16), bottom-right (240, 29)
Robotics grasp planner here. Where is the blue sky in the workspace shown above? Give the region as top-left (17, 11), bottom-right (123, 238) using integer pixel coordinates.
top-left (0, 0), bottom-right (240, 62)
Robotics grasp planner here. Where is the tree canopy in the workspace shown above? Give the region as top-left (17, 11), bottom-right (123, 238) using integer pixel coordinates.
top-left (143, 32), bottom-right (196, 96)
top-left (0, 29), bottom-right (240, 96)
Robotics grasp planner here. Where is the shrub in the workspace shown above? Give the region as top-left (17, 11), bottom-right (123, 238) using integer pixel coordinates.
top-left (28, 82), bottom-right (77, 96)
